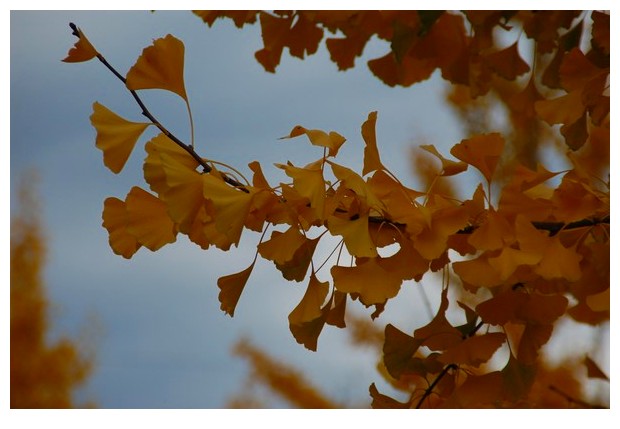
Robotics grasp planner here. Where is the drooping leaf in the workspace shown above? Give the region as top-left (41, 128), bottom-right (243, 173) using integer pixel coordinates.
top-left (217, 261), bottom-right (255, 317)
top-left (125, 186), bottom-right (177, 251)
top-left (62, 25), bottom-right (98, 62)
top-left (90, 102), bottom-right (151, 174)
top-left (277, 161), bottom-right (326, 220)
top-left (101, 197), bottom-right (141, 259)
top-left (383, 324), bottom-right (424, 379)
top-left (450, 133), bottom-right (505, 183)
top-left (288, 273), bottom-right (330, 351)
top-left (274, 236), bottom-right (320, 282)
top-left (414, 288), bottom-right (462, 351)
top-left (125, 34), bottom-right (188, 101)
top-left (143, 133), bottom-right (199, 196)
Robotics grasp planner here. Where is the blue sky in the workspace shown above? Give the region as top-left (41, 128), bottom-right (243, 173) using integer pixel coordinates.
top-left (8, 8), bottom-right (612, 414)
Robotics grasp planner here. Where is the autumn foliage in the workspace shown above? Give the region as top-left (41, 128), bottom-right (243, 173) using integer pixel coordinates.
top-left (63, 11), bottom-right (609, 408)
top-left (10, 183), bottom-right (93, 408)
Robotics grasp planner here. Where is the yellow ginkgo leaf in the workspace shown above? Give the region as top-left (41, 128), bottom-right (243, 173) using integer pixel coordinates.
top-left (257, 227), bottom-right (308, 265)
top-left (125, 186), bottom-right (177, 251)
top-left (62, 25), bottom-right (98, 63)
top-left (90, 102), bottom-right (151, 174)
top-left (217, 261), bottom-right (256, 317)
top-left (450, 133), bottom-right (505, 183)
top-left (361, 111), bottom-right (385, 175)
top-left (125, 34), bottom-right (188, 101)
top-left (288, 273), bottom-right (330, 351)
top-left (277, 161), bottom-right (326, 220)
top-left (279, 125), bottom-right (346, 157)
top-left (328, 214), bottom-right (377, 258)
top-left (331, 257), bottom-right (401, 306)
top-left (329, 161), bottom-right (385, 212)
top-left (203, 173), bottom-right (256, 246)
top-left (144, 133), bottom-right (199, 196)
top-left (101, 197), bottom-right (141, 259)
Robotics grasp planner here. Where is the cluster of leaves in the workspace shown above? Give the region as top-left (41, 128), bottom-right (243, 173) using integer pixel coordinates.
top-left (11, 182), bottom-right (93, 408)
top-left (63, 10), bottom-right (608, 408)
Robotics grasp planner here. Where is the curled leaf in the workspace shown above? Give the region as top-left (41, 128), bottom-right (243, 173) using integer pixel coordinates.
top-left (280, 125), bottom-right (346, 157)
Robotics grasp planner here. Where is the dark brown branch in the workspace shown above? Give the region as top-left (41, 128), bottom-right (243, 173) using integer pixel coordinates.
top-left (69, 23), bottom-right (249, 193)
top-left (416, 363), bottom-right (457, 408)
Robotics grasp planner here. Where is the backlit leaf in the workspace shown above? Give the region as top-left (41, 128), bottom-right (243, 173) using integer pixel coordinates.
top-left (535, 89), bottom-right (584, 126)
top-left (485, 42), bottom-right (530, 80)
top-left (126, 34), bottom-right (188, 101)
top-left (90, 102), bottom-right (151, 174)
top-left (450, 133), bottom-right (505, 183)
top-left (328, 214), bottom-right (377, 258)
top-left (217, 261), bottom-right (255, 317)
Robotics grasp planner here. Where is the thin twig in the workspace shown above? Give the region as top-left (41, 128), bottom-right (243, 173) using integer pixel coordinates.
top-left (416, 364), bottom-right (458, 408)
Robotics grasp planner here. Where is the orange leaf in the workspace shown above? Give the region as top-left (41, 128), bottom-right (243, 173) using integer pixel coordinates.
top-left (126, 34), bottom-right (188, 101)
top-left (383, 324), bottom-right (424, 379)
top-left (468, 208), bottom-right (515, 251)
top-left (485, 42), bottom-right (530, 80)
top-left (331, 257), bottom-right (402, 306)
top-left (217, 262), bottom-right (255, 317)
top-left (144, 133), bottom-right (199, 196)
top-left (534, 237), bottom-right (582, 282)
top-left (277, 161), bottom-right (325, 221)
top-left (326, 34), bottom-right (367, 71)
top-left (125, 186), bottom-right (177, 251)
top-left (361, 111), bottom-right (385, 175)
top-left (586, 287), bottom-right (609, 312)
top-left (439, 333), bottom-right (506, 367)
top-left (101, 197), bottom-right (141, 259)
top-left (62, 26), bottom-right (98, 62)
top-left (328, 214), bottom-right (377, 258)
top-left (90, 102), bottom-right (151, 174)
top-left (288, 273), bottom-right (330, 351)
top-left (453, 255), bottom-right (503, 291)
top-left (413, 288), bottom-right (462, 351)
top-left (286, 13), bottom-right (323, 59)
top-left (420, 144), bottom-right (468, 177)
top-left (280, 125), bottom-right (346, 157)
top-left (450, 133), bottom-right (505, 183)
top-left (257, 227), bottom-right (308, 265)
top-left (203, 173), bottom-right (256, 246)
top-left (535, 89), bottom-right (584, 126)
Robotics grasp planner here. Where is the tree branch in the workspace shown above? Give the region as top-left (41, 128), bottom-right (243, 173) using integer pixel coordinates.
top-left (69, 23), bottom-right (249, 193)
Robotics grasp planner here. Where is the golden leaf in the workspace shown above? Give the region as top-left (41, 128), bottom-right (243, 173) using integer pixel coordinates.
top-left (288, 273), bottom-right (330, 351)
top-left (125, 186), bottom-right (177, 251)
top-left (62, 26), bottom-right (98, 62)
top-left (217, 262), bottom-right (255, 317)
top-left (101, 197), bottom-right (141, 259)
top-left (277, 161), bottom-right (326, 221)
top-left (420, 144), bottom-right (468, 177)
top-left (125, 34), bottom-right (188, 101)
top-left (361, 111), bottom-right (385, 175)
top-left (90, 102), bottom-right (150, 174)
top-left (439, 332), bottom-right (506, 367)
top-left (331, 257), bottom-right (402, 306)
top-left (450, 133), bottom-right (505, 183)
top-left (280, 125), bottom-right (346, 157)
top-left (143, 133), bottom-right (199, 196)
top-left (327, 214), bottom-right (377, 258)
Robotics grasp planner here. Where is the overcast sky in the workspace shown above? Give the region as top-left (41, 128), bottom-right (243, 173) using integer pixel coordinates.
top-left (8, 7), bottom-right (611, 414)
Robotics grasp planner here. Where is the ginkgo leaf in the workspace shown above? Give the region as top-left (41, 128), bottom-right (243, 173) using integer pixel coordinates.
top-left (534, 89), bottom-right (585, 126)
top-left (485, 42), bottom-right (530, 80)
top-left (257, 227), bottom-right (308, 265)
top-left (413, 288), bottom-right (462, 351)
top-left (277, 161), bottom-right (326, 220)
top-left (125, 186), bottom-right (177, 251)
top-left (450, 133), bottom-right (505, 183)
top-left (280, 125), bottom-right (346, 157)
top-left (326, 34), bottom-right (367, 71)
top-left (331, 257), bottom-right (402, 306)
top-left (518, 324), bottom-right (552, 364)
top-left (288, 273), bottom-right (330, 351)
top-left (468, 208), bottom-right (515, 251)
top-left (90, 102), bottom-right (151, 174)
top-left (535, 237), bottom-right (582, 282)
top-left (327, 214), bottom-right (377, 258)
top-left (203, 172), bottom-right (256, 246)
top-left (62, 25), bottom-right (98, 62)
top-left (383, 324), bottom-right (424, 379)
top-left (361, 111), bottom-right (385, 175)
top-left (101, 197), bottom-right (141, 259)
top-left (125, 34), bottom-right (188, 101)
top-left (326, 291), bottom-right (347, 328)
top-left (369, 383), bottom-right (410, 409)
top-left (217, 261), bottom-right (255, 317)
top-left (420, 144), bottom-right (468, 176)
top-left (286, 12), bottom-right (324, 59)
top-left (144, 133), bottom-right (200, 196)
top-left (438, 332), bottom-right (506, 367)
top-left (586, 287), bottom-right (609, 312)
